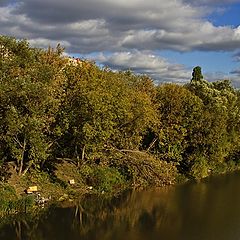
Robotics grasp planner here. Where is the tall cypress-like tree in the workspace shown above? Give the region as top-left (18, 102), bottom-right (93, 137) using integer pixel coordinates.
top-left (191, 66), bottom-right (203, 81)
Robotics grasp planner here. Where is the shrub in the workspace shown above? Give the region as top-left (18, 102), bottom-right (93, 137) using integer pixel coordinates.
top-left (189, 156), bottom-right (209, 180)
top-left (80, 165), bottom-right (126, 192)
top-left (0, 184), bottom-right (35, 215)
top-left (0, 162), bottom-right (11, 182)
top-left (109, 151), bottom-right (178, 187)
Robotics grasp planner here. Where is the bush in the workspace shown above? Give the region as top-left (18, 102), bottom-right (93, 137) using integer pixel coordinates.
top-left (189, 156), bottom-right (209, 180)
top-left (0, 163), bottom-right (11, 182)
top-left (109, 151), bottom-right (178, 187)
top-left (0, 184), bottom-right (17, 214)
top-left (0, 184), bottom-right (35, 215)
top-left (80, 165), bottom-right (126, 192)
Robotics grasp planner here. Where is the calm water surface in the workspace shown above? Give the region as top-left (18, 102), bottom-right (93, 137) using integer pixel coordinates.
top-left (1, 172), bottom-right (240, 240)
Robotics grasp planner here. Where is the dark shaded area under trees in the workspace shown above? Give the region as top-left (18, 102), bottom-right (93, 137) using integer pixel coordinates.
top-left (1, 36), bottom-right (240, 200)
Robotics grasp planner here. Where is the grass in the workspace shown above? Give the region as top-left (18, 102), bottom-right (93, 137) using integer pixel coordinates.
top-left (0, 183), bottom-right (35, 217)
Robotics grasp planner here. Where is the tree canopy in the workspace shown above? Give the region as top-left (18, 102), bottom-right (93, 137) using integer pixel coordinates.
top-left (1, 36), bottom-right (240, 184)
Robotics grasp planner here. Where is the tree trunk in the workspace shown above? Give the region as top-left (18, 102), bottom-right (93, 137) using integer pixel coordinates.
top-left (18, 138), bottom-right (26, 176)
top-left (22, 161), bottom-right (33, 176)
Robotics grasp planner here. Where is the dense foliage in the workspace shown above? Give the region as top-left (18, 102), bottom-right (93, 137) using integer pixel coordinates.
top-left (1, 36), bottom-right (240, 192)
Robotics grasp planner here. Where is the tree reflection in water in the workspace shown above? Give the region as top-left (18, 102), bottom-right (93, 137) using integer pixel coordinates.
top-left (2, 173), bottom-right (240, 240)
top-left (0, 187), bottom-right (182, 240)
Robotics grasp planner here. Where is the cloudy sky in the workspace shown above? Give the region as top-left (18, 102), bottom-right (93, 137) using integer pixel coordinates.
top-left (1, 0), bottom-right (240, 86)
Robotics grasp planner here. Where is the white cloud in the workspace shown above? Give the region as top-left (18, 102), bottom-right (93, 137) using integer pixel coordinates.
top-left (233, 51), bottom-right (240, 62)
top-left (184, 0), bottom-right (240, 5)
top-left (1, 0), bottom-right (240, 85)
top-left (96, 50), bottom-right (191, 83)
top-left (231, 69), bottom-right (240, 75)
top-left (28, 38), bottom-right (71, 49)
top-left (0, 0), bottom-right (240, 53)
top-left (205, 71), bottom-right (240, 88)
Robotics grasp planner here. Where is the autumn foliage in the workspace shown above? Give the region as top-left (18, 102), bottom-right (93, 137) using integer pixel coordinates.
top-left (1, 36), bottom-right (240, 188)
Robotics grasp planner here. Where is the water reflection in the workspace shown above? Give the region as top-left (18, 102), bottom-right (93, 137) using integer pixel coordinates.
top-left (1, 172), bottom-right (240, 240)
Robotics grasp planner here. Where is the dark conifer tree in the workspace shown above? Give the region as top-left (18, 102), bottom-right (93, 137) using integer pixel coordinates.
top-left (191, 66), bottom-right (203, 81)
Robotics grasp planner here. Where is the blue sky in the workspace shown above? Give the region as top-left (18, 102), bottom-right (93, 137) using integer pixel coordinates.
top-left (159, 50), bottom-right (235, 75)
top-left (0, 0), bottom-right (240, 86)
top-left (208, 3), bottom-right (240, 27)
top-left (160, 1), bottom-right (240, 82)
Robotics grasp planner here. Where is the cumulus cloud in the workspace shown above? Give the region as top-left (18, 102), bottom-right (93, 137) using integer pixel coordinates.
top-left (201, 71), bottom-right (240, 88)
top-left (230, 67), bottom-right (240, 84)
top-left (28, 38), bottom-right (71, 49)
top-left (233, 51), bottom-right (240, 61)
top-left (96, 51), bottom-right (191, 84)
top-left (1, 0), bottom-right (240, 85)
top-left (0, 0), bottom-right (240, 54)
top-left (230, 69), bottom-right (240, 75)
top-left (121, 24), bottom-right (240, 52)
top-left (184, 0), bottom-right (240, 5)
top-left (227, 75), bottom-right (240, 88)
top-left (0, 0), bottom-right (10, 7)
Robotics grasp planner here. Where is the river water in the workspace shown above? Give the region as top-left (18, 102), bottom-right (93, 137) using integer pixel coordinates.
top-left (1, 171), bottom-right (240, 240)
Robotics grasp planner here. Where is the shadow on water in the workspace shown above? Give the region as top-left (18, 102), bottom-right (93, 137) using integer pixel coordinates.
top-left (1, 171), bottom-right (240, 240)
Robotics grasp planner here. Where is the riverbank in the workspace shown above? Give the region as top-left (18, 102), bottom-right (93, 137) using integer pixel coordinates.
top-left (1, 152), bottom-right (240, 218)
top-left (3, 170), bottom-right (240, 240)
top-left (1, 36), bottom-right (240, 219)
top-left (0, 151), bottom-right (179, 217)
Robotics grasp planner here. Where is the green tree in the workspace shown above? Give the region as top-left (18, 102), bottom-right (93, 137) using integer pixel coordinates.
top-left (187, 75), bottom-right (240, 174)
top-left (0, 36), bottom-right (66, 175)
top-left (55, 66), bottom-right (158, 165)
top-left (152, 84), bottom-right (203, 172)
top-left (191, 66), bottom-right (203, 82)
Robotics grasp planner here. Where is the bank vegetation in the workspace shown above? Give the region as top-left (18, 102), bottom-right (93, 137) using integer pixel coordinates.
top-left (1, 36), bottom-right (240, 214)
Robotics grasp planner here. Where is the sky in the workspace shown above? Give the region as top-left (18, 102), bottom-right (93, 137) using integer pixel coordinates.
top-left (0, 0), bottom-right (240, 86)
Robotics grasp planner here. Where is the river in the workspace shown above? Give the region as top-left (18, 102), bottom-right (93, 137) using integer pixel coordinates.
top-left (1, 171), bottom-right (240, 240)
